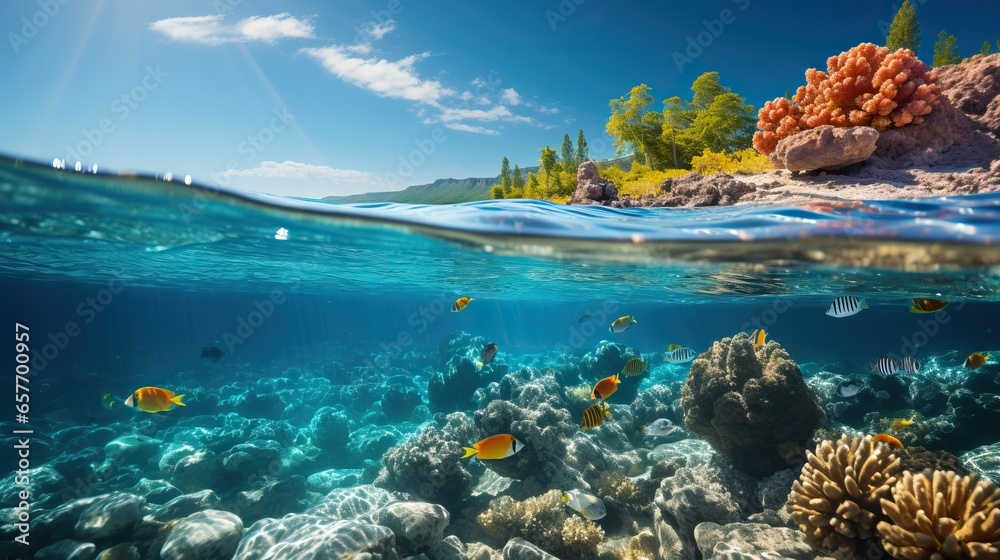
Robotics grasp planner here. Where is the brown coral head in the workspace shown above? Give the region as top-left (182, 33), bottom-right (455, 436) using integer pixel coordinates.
top-left (878, 469), bottom-right (1000, 559)
top-left (789, 434), bottom-right (901, 559)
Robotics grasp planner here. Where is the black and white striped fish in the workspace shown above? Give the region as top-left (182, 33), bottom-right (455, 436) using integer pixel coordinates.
top-left (900, 356), bottom-right (920, 374)
top-left (826, 296), bottom-right (868, 318)
top-left (870, 356), bottom-right (899, 377)
top-left (664, 347), bottom-right (697, 364)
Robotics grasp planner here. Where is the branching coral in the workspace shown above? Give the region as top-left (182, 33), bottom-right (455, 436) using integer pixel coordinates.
top-left (789, 435), bottom-right (901, 559)
top-left (596, 472), bottom-right (641, 506)
top-left (878, 469), bottom-right (1000, 559)
top-left (754, 43), bottom-right (940, 155)
top-left (477, 490), bottom-right (604, 559)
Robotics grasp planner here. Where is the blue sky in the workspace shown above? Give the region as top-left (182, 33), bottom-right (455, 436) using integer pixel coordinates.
top-left (2, 0), bottom-right (998, 198)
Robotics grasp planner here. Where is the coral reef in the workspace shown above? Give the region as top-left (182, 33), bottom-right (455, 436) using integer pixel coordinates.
top-left (878, 469), bottom-right (1000, 559)
top-left (477, 490), bottom-right (604, 559)
top-left (681, 333), bottom-right (825, 475)
top-left (789, 435), bottom-right (901, 559)
top-left (754, 43), bottom-right (940, 155)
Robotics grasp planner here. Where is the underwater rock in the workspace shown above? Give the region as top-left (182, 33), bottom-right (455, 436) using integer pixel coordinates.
top-left (577, 341), bottom-right (637, 384)
top-left (373, 501), bottom-right (450, 556)
top-left (429, 350), bottom-right (505, 413)
top-left (150, 489), bottom-right (221, 522)
top-left (25, 495), bottom-right (102, 552)
top-left (380, 385), bottom-right (423, 422)
top-left (375, 419), bottom-right (474, 508)
top-left (160, 510), bottom-right (243, 560)
top-left (770, 125), bottom-right (879, 171)
top-left (33, 539), bottom-right (97, 560)
top-left (306, 485), bottom-right (400, 520)
top-left (962, 441), bottom-right (1000, 484)
top-left (50, 448), bottom-right (102, 492)
top-left (307, 406), bottom-right (351, 454)
top-left (628, 383), bottom-right (685, 435)
top-left (74, 492), bottom-right (146, 541)
top-left (221, 440), bottom-right (284, 483)
top-left (0, 464), bottom-right (68, 507)
top-left (474, 398), bottom-right (576, 484)
top-left (694, 522), bottom-right (818, 560)
top-left (647, 438), bottom-right (715, 468)
top-left (306, 469), bottom-right (364, 494)
top-left (935, 53), bottom-right (1000, 138)
top-left (235, 476), bottom-right (307, 525)
top-left (681, 333), bottom-right (825, 476)
top-left (129, 478), bottom-right (183, 505)
top-left (233, 517), bottom-right (398, 560)
top-left (897, 445), bottom-right (968, 477)
top-left (501, 537), bottom-right (560, 559)
top-left (568, 161), bottom-right (619, 205)
top-left (347, 425), bottom-right (406, 465)
top-left (95, 542), bottom-right (141, 559)
top-left (103, 434), bottom-right (161, 467)
top-left (159, 446), bottom-right (221, 493)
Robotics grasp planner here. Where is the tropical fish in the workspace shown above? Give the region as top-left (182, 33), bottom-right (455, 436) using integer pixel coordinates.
top-left (872, 433), bottom-right (904, 449)
top-left (965, 352), bottom-right (988, 370)
top-left (836, 380), bottom-right (864, 398)
top-left (826, 296), bottom-right (868, 318)
top-left (125, 387), bottom-right (186, 413)
top-left (580, 402), bottom-right (611, 430)
top-left (749, 329), bottom-right (767, 348)
top-left (900, 356), bottom-right (920, 375)
top-left (891, 419), bottom-right (915, 431)
top-left (561, 489), bottom-right (607, 520)
top-left (609, 315), bottom-right (636, 333)
top-left (461, 434), bottom-right (523, 460)
top-left (101, 393), bottom-right (118, 410)
top-left (621, 358), bottom-right (649, 377)
top-left (201, 346), bottom-right (223, 363)
top-left (869, 357), bottom-right (899, 378)
top-left (664, 347), bottom-right (697, 364)
top-left (478, 343), bottom-right (498, 367)
top-left (578, 314), bottom-right (595, 324)
top-left (667, 343), bottom-right (683, 351)
top-left (451, 296), bottom-right (473, 312)
top-left (642, 418), bottom-right (677, 437)
top-left (909, 298), bottom-right (949, 313)
top-left (590, 373), bottom-right (620, 400)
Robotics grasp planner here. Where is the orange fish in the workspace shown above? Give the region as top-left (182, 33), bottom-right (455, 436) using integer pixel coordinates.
top-left (965, 352), bottom-right (988, 370)
top-left (451, 296), bottom-right (473, 312)
top-left (590, 373), bottom-right (620, 400)
top-left (909, 298), bottom-right (949, 313)
top-left (580, 402), bottom-right (611, 430)
top-left (461, 434), bottom-right (523, 460)
top-left (872, 433), bottom-right (903, 449)
top-left (749, 329), bottom-right (767, 348)
top-left (124, 387), bottom-right (185, 413)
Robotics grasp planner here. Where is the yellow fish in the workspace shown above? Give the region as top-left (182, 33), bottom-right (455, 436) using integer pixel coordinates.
top-left (909, 298), bottom-right (948, 313)
top-left (749, 329), bottom-right (767, 348)
top-left (609, 315), bottom-right (636, 333)
top-left (891, 419), bottom-right (914, 431)
top-left (101, 393), bottom-right (118, 410)
top-left (621, 358), bottom-right (648, 377)
top-left (451, 296), bottom-right (473, 312)
top-left (580, 402), bottom-right (611, 430)
top-left (965, 352), bottom-right (988, 370)
top-left (590, 373), bottom-right (620, 400)
top-left (667, 343), bottom-right (683, 351)
top-left (461, 434), bottom-right (522, 460)
top-left (125, 387), bottom-right (185, 413)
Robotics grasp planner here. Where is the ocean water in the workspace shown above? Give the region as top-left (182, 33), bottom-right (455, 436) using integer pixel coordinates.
top-left (2, 154), bottom-right (1000, 559)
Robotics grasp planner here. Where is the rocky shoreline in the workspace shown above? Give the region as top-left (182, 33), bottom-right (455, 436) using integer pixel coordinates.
top-left (569, 54), bottom-right (1000, 208)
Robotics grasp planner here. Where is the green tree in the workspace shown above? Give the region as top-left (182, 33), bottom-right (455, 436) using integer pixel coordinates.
top-left (490, 185), bottom-right (505, 199)
top-left (933, 30), bottom-right (961, 66)
top-left (690, 71), bottom-right (727, 110)
top-left (560, 134), bottom-right (575, 173)
top-left (886, 0), bottom-right (921, 54)
top-left (500, 157), bottom-right (511, 190)
top-left (511, 165), bottom-right (524, 192)
top-left (575, 129), bottom-right (588, 165)
top-left (539, 146), bottom-right (558, 195)
top-left (982, 40), bottom-right (992, 56)
top-left (996, 39), bottom-right (999, 52)
top-left (606, 84), bottom-right (666, 170)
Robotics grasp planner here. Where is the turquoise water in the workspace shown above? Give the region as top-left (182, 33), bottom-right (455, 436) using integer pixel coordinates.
top-left (2, 154), bottom-right (1000, 559)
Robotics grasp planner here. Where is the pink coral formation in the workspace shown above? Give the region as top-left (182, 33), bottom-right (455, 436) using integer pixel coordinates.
top-left (754, 43), bottom-right (940, 155)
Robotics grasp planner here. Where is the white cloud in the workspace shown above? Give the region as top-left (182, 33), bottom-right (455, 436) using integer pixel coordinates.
top-left (444, 123), bottom-right (500, 135)
top-left (222, 161), bottom-right (392, 197)
top-left (500, 88), bottom-right (521, 106)
top-left (224, 160), bottom-right (376, 181)
top-left (301, 46), bottom-right (454, 104)
top-left (537, 105), bottom-right (559, 114)
top-left (477, 96), bottom-right (491, 105)
top-left (344, 43), bottom-right (373, 55)
top-left (458, 91), bottom-right (473, 101)
top-left (438, 105), bottom-right (531, 124)
top-left (149, 13), bottom-right (313, 45)
top-left (364, 20), bottom-right (396, 40)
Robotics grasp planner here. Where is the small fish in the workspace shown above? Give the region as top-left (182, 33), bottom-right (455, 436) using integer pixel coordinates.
top-left (900, 356), bottom-right (920, 375)
top-left (590, 373), bottom-right (620, 400)
top-left (870, 357), bottom-right (899, 378)
top-left (609, 315), bottom-right (636, 333)
top-left (836, 380), bottom-right (864, 398)
top-left (664, 347), bottom-right (697, 364)
top-left (451, 296), bottom-right (473, 312)
top-left (201, 346), bottom-right (223, 363)
top-left (872, 433), bottom-right (904, 449)
top-left (909, 298), bottom-right (949, 313)
top-left (478, 343), bottom-right (498, 367)
top-left (667, 343), bottom-right (683, 351)
top-left (561, 489), bottom-right (607, 520)
top-left (125, 387), bottom-right (186, 413)
top-left (826, 296), bottom-right (868, 318)
top-left (621, 358), bottom-right (649, 377)
top-left (461, 434), bottom-right (523, 460)
top-left (965, 352), bottom-right (988, 370)
top-left (578, 314), bottom-right (595, 324)
top-left (580, 402), bottom-right (611, 429)
top-left (101, 393), bottom-right (118, 410)
top-left (891, 419), bottom-right (915, 431)
top-left (749, 329), bottom-right (767, 348)
top-left (642, 418), bottom-right (677, 437)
